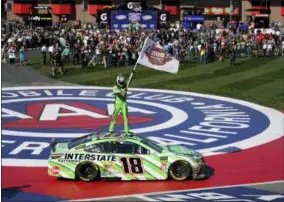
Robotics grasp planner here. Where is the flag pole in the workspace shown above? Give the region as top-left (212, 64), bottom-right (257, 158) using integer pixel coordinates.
top-left (126, 36), bottom-right (149, 89)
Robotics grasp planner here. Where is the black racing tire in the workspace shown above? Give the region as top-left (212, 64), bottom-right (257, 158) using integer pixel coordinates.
top-left (75, 162), bottom-right (100, 182)
top-left (168, 161), bottom-right (192, 181)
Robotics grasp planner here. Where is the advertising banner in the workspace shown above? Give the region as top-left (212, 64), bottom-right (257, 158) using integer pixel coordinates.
top-left (111, 10), bottom-right (157, 30)
top-left (183, 15), bottom-right (204, 30)
top-left (157, 11), bottom-right (169, 28)
top-left (97, 10), bottom-right (111, 27)
top-left (203, 7), bottom-right (240, 16)
top-left (184, 15), bottom-right (204, 22)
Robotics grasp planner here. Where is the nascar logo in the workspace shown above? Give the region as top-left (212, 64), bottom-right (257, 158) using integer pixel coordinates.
top-left (2, 86), bottom-right (283, 167)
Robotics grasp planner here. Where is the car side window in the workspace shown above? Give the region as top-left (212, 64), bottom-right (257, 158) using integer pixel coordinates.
top-left (84, 142), bottom-right (114, 153)
top-left (114, 141), bottom-right (150, 154)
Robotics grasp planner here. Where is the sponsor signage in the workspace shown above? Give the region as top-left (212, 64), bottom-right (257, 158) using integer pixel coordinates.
top-left (118, 1), bottom-right (147, 11)
top-left (60, 154), bottom-right (116, 162)
top-left (127, 1), bottom-right (142, 11)
top-left (2, 86), bottom-right (283, 167)
top-left (97, 10), bottom-right (111, 25)
top-left (157, 11), bottom-right (169, 28)
top-left (164, 5), bottom-right (178, 15)
top-left (184, 15), bottom-right (205, 22)
top-left (28, 16), bottom-right (52, 21)
top-left (203, 7), bottom-right (240, 16)
top-left (255, 14), bottom-right (269, 17)
top-left (111, 10), bottom-right (157, 30)
top-left (32, 6), bottom-right (51, 10)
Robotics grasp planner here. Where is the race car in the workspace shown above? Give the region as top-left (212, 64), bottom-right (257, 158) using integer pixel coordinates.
top-left (48, 132), bottom-right (208, 182)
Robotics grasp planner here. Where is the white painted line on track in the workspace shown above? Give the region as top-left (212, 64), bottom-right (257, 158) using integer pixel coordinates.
top-left (134, 195), bottom-right (161, 201)
top-left (67, 180), bottom-right (284, 201)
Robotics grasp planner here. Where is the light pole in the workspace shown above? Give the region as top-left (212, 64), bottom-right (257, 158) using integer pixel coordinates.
top-left (229, 0), bottom-right (233, 22)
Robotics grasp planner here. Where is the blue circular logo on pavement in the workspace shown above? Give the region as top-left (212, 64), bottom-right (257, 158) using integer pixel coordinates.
top-left (2, 86), bottom-right (283, 167)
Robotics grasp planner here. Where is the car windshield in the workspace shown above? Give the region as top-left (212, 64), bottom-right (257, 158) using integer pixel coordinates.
top-left (139, 136), bottom-right (163, 153)
top-left (68, 134), bottom-right (93, 149)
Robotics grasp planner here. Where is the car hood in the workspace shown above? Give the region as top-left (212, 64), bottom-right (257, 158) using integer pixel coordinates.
top-left (51, 141), bottom-right (69, 152)
top-left (163, 145), bottom-right (202, 157)
top-left (55, 142), bottom-right (69, 151)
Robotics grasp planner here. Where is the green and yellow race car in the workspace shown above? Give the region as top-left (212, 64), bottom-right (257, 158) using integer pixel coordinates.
top-left (48, 133), bottom-right (208, 182)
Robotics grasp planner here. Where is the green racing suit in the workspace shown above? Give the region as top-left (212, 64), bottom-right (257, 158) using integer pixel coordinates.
top-left (108, 72), bottom-right (134, 135)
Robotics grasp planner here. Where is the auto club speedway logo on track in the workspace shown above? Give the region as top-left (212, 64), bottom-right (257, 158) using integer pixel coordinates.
top-left (2, 86), bottom-right (283, 167)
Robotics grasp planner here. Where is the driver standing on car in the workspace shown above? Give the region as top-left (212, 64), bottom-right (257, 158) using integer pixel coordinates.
top-left (106, 73), bottom-right (134, 136)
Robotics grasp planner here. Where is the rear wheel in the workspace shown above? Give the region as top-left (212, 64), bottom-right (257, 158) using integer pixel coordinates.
top-left (76, 162), bottom-right (100, 182)
top-left (168, 161), bottom-right (192, 181)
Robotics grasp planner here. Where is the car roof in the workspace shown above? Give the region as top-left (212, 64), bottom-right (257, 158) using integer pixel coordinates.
top-left (90, 132), bottom-right (143, 142)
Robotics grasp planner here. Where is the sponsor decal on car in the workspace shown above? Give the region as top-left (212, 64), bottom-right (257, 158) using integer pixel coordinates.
top-left (102, 162), bottom-right (114, 169)
top-left (160, 156), bottom-right (169, 171)
top-left (63, 153), bottom-right (116, 162)
top-left (1, 86), bottom-right (283, 167)
top-left (51, 166), bottom-right (60, 175)
top-left (75, 144), bottom-right (86, 150)
top-left (51, 153), bottom-right (64, 159)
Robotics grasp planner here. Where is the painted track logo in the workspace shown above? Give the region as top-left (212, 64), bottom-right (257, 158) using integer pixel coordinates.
top-left (2, 86), bottom-right (283, 167)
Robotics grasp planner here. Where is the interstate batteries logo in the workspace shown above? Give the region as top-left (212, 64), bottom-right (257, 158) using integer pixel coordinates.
top-left (2, 87), bottom-right (283, 167)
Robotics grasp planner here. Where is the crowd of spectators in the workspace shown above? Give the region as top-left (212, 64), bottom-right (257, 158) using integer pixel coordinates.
top-left (2, 19), bottom-right (284, 70)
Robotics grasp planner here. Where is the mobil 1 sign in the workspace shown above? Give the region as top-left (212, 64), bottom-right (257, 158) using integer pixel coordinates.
top-left (2, 86), bottom-right (283, 167)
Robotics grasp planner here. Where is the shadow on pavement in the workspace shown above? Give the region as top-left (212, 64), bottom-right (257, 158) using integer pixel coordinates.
top-left (1, 185), bottom-right (31, 200)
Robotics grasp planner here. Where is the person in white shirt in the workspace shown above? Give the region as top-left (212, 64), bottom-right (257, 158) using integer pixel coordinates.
top-left (8, 47), bottom-right (16, 67)
top-left (41, 44), bottom-right (47, 65)
top-left (197, 23), bottom-right (202, 31)
top-left (263, 41), bottom-right (268, 55)
top-left (267, 39), bottom-right (273, 56)
top-left (197, 43), bottom-right (202, 52)
top-left (48, 45), bottom-right (54, 63)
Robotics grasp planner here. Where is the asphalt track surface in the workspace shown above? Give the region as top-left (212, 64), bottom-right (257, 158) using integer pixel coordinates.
top-left (2, 51), bottom-right (74, 87)
top-left (1, 51), bottom-right (284, 201)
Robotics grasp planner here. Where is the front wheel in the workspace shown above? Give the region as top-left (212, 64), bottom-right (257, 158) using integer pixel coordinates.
top-left (75, 162), bottom-right (100, 182)
top-left (168, 161), bottom-right (192, 181)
